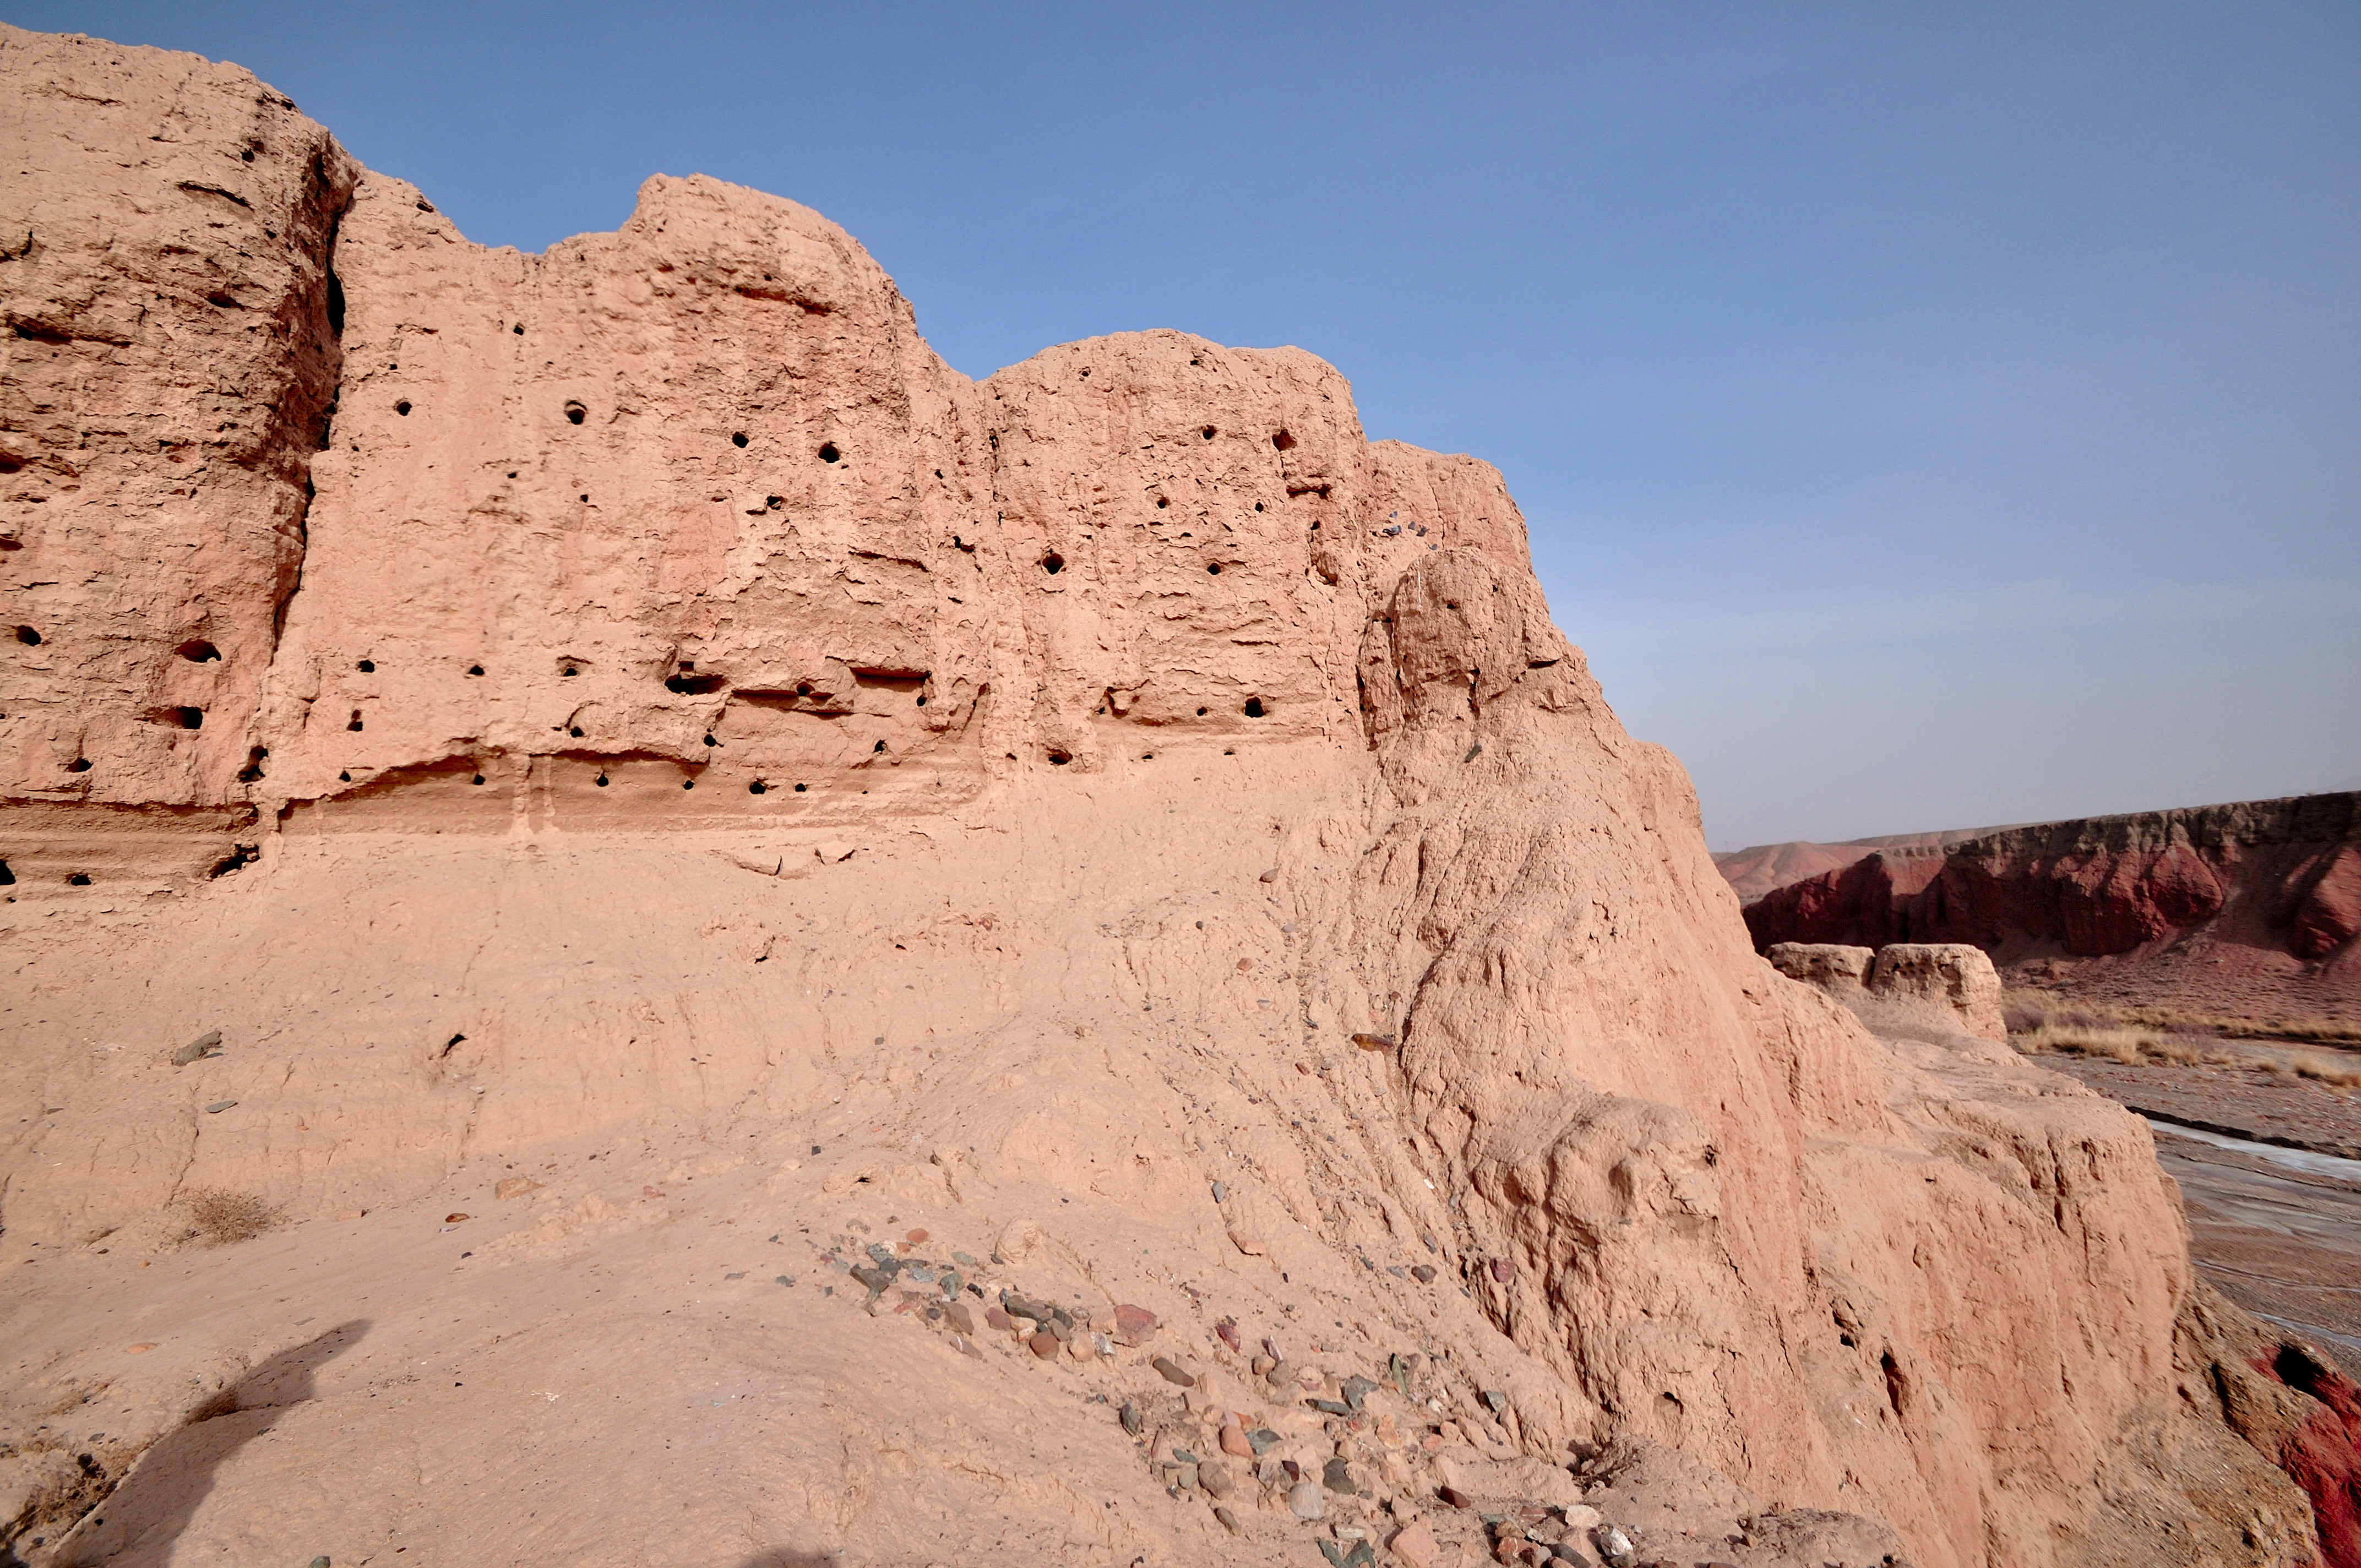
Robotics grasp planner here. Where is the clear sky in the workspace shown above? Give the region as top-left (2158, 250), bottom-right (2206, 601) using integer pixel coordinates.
top-left (15, 2), bottom-right (2358, 848)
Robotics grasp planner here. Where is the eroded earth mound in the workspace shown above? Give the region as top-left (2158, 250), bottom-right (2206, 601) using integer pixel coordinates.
top-left (1, 25), bottom-right (2351, 1568)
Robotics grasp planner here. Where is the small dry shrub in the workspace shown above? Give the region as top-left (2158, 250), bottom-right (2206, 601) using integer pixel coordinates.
top-left (2012, 1022), bottom-right (2166, 1064)
top-left (2271, 1053), bottom-right (2361, 1090)
top-left (179, 1186), bottom-right (279, 1246)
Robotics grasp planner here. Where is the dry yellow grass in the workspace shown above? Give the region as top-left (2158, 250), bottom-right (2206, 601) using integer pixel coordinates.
top-left (2114, 1006), bottom-right (2361, 1047)
top-left (2009, 1022), bottom-right (2219, 1066)
top-left (179, 1186), bottom-right (279, 1246)
top-left (2006, 998), bottom-right (2361, 1089)
top-left (2005, 991), bottom-right (2361, 1048)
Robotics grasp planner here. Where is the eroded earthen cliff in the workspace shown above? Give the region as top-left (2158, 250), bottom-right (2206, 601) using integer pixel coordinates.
top-left (0, 24), bottom-right (2345, 1568)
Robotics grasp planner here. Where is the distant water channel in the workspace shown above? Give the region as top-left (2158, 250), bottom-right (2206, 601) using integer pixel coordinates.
top-left (2143, 1116), bottom-right (2361, 1184)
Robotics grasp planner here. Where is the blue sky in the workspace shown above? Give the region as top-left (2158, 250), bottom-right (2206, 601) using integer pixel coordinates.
top-left (16, 2), bottom-right (2357, 848)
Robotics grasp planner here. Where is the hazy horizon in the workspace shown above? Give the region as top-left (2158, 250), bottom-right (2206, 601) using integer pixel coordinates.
top-left (15, 1), bottom-right (2355, 850)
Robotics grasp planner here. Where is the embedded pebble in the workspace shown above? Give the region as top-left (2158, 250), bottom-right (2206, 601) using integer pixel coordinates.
top-left (1152, 1355), bottom-right (1195, 1386)
top-left (172, 1031), bottom-right (223, 1066)
top-left (1287, 1480), bottom-right (1326, 1520)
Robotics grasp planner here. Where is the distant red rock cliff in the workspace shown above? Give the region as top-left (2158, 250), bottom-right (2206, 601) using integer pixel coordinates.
top-left (1712, 825), bottom-right (2004, 903)
top-left (1739, 793), bottom-right (2361, 1021)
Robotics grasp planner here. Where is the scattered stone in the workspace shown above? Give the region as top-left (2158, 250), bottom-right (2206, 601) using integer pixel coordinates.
top-left (1482, 1389), bottom-right (1508, 1414)
top-left (1219, 1421), bottom-right (1252, 1457)
top-left (1152, 1355), bottom-right (1195, 1387)
top-left (774, 1276), bottom-right (793, 1287)
top-left (1411, 1264), bottom-right (1438, 1284)
top-left (1322, 1455), bottom-right (1356, 1494)
top-left (1389, 1352), bottom-right (1415, 1397)
top-left (1213, 1504), bottom-right (1241, 1536)
top-left (1265, 1359), bottom-right (1293, 1386)
top-left (1251, 1353), bottom-right (1275, 1376)
top-left (1589, 1524), bottom-right (1636, 1566)
top-left (1488, 1257), bottom-right (1515, 1283)
top-left (1003, 1289), bottom-right (1055, 1323)
top-left (1027, 1330), bottom-right (1059, 1360)
top-left (1287, 1479), bottom-right (1326, 1520)
top-left (1389, 1518), bottom-right (1439, 1568)
top-left (1120, 1400), bottom-right (1143, 1436)
top-left (204, 1100), bottom-right (237, 1114)
top-left (944, 1302), bottom-right (976, 1336)
top-left (1210, 1179), bottom-right (1227, 1201)
top-left (905, 1227), bottom-right (928, 1244)
top-left (443, 1212), bottom-right (469, 1224)
top-left (309, 1558), bottom-right (331, 1568)
top-left (1198, 1457), bottom-right (1235, 1498)
top-left (1340, 1374), bottom-right (1379, 1413)
top-left (1438, 1485), bottom-right (1472, 1510)
top-left (1307, 1397), bottom-right (1352, 1417)
top-left (951, 1250), bottom-right (979, 1268)
top-left (985, 1306), bottom-right (1015, 1332)
top-left (1113, 1303), bottom-right (1157, 1344)
top-left (494, 1177), bottom-right (542, 1199)
top-left (1169, 1461), bottom-right (1199, 1492)
top-left (173, 1031), bottom-right (224, 1065)
top-left (1215, 1316), bottom-right (1241, 1351)
top-left (1246, 1428), bottom-right (1281, 1455)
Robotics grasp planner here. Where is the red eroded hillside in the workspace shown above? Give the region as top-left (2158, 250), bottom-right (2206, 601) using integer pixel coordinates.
top-left (1739, 793), bottom-right (2361, 1023)
top-left (1712, 826), bottom-right (2004, 903)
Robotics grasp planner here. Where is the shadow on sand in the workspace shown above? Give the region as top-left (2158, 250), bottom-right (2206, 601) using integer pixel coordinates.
top-left (52, 1319), bottom-right (369, 1566)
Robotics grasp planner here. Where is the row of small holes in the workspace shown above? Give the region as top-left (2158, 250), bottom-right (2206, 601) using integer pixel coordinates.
top-left (588, 773), bottom-right (809, 794)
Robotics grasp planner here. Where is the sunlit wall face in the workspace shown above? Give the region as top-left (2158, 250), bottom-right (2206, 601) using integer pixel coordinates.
top-left (22, 0), bottom-right (2357, 846)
